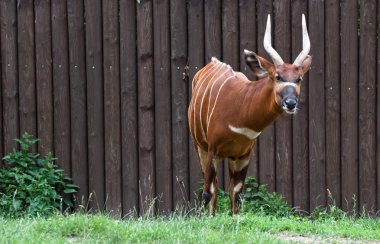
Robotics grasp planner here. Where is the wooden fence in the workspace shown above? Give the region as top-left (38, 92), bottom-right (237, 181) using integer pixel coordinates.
top-left (0, 0), bottom-right (379, 215)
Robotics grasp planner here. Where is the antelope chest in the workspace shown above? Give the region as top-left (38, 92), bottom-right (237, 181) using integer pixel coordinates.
top-left (228, 125), bottom-right (261, 140)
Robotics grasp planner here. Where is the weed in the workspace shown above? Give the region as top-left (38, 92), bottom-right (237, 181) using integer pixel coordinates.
top-left (0, 133), bottom-right (78, 217)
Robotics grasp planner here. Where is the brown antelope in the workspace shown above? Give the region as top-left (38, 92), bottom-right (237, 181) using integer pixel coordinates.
top-left (188, 14), bottom-right (312, 214)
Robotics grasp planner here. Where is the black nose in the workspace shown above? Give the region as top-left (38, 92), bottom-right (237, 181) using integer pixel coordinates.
top-left (284, 98), bottom-right (297, 110)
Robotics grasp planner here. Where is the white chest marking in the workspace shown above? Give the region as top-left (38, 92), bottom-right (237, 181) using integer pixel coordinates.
top-left (228, 124), bottom-right (261, 140)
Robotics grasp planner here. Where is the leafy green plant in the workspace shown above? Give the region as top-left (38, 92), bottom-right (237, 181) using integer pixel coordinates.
top-left (240, 177), bottom-right (292, 217)
top-left (0, 133), bottom-right (78, 217)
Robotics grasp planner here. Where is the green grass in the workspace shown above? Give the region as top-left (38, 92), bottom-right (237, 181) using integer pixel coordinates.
top-left (1, 213), bottom-right (379, 243)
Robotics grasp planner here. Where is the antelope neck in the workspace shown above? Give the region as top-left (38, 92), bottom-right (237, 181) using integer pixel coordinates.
top-left (243, 77), bottom-right (283, 132)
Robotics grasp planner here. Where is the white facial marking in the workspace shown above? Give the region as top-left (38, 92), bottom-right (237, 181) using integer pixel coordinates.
top-left (228, 124), bottom-right (261, 140)
top-left (280, 82), bottom-right (297, 87)
top-left (233, 182), bottom-right (243, 193)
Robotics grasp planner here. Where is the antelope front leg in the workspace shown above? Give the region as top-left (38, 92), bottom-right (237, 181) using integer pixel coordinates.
top-left (228, 157), bottom-right (249, 214)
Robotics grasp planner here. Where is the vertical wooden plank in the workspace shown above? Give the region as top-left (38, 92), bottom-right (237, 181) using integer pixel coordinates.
top-left (35, 0), bottom-right (53, 156)
top-left (120, 0), bottom-right (139, 215)
top-left (222, 0), bottom-right (239, 190)
top-left (377, 0), bottom-right (380, 211)
top-left (308, 0), bottom-right (326, 210)
top-left (188, 0), bottom-right (204, 203)
top-left (102, 0), bottom-right (121, 215)
top-left (1, 0), bottom-right (19, 153)
top-left (171, 0), bottom-right (189, 208)
top-left (51, 0), bottom-right (71, 175)
top-left (153, 0), bottom-right (172, 213)
top-left (340, 0), bottom-right (358, 212)
top-left (204, 0), bottom-right (224, 189)
top-left (358, 0), bottom-right (377, 211)
top-left (325, 0), bottom-right (341, 207)
top-left (137, 0), bottom-right (155, 213)
top-left (67, 0), bottom-right (88, 203)
top-left (256, 0), bottom-right (275, 192)
top-left (291, 0), bottom-right (309, 212)
top-left (17, 0), bottom-right (36, 139)
top-left (84, 0), bottom-right (105, 210)
top-left (274, 0), bottom-right (292, 205)
top-left (239, 0), bottom-right (258, 181)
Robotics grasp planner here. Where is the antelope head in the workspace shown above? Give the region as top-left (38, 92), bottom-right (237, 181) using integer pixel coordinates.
top-left (244, 14), bottom-right (312, 114)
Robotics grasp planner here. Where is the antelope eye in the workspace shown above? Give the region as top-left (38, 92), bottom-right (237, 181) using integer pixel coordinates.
top-left (276, 75), bottom-right (282, 81)
top-left (296, 77), bottom-right (302, 83)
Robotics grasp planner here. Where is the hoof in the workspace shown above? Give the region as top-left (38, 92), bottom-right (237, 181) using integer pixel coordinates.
top-left (202, 191), bottom-right (211, 206)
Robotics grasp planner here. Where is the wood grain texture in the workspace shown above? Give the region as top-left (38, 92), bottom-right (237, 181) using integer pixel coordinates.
top-left (256, 0), bottom-right (275, 192)
top-left (154, 0), bottom-right (172, 213)
top-left (120, 0), bottom-right (139, 215)
top-left (17, 0), bottom-right (36, 139)
top-left (137, 0), bottom-right (155, 214)
top-left (188, 0), bottom-right (204, 203)
top-left (222, 0), bottom-right (239, 190)
top-left (204, 0), bottom-right (224, 188)
top-left (340, 0), bottom-right (358, 212)
top-left (102, 0), bottom-right (121, 215)
top-left (35, 0), bottom-right (53, 156)
top-left (239, 0), bottom-right (258, 181)
top-left (325, 0), bottom-right (341, 207)
top-left (291, 0), bottom-right (309, 212)
top-left (84, 0), bottom-right (105, 210)
top-left (51, 0), bottom-right (71, 176)
top-left (1, 0), bottom-right (19, 153)
top-left (274, 0), bottom-right (292, 205)
top-left (377, 0), bottom-right (380, 211)
top-left (308, 0), bottom-right (326, 210)
top-left (67, 0), bottom-right (88, 203)
top-left (358, 0), bottom-right (377, 211)
top-left (171, 0), bottom-right (189, 207)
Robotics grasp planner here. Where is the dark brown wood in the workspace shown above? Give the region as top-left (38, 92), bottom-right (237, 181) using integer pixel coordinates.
top-left (358, 0), bottom-right (377, 211)
top-left (1, 0), bottom-right (19, 153)
top-left (204, 0), bottom-right (224, 188)
top-left (154, 0), bottom-right (172, 213)
top-left (35, 0), bottom-right (53, 156)
top-left (137, 0), bottom-right (155, 214)
top-left (120, 0), bottom-right (139, 215)
top-left (256, 0), bottom-right (275, 192)
top-left (84, 0), bottom-right (105, 211)
top-left (171, 0), bottom-right (189, 207)
top-left (325, 0), bottom-right (341, 207)
top-left (188, 0), bottom-right (204, 203)
top-left (102, 0), bottom-right (122, 215)
top-left (239, 0), bottom-right (258, 181)
top-left (51, 0), bottom-right (71, 176)
top-left (274, 0), bottom-right (292, 205)
top-left (340, 0), bottom-right (358, 212)
top-left (222, 0), bottom-right (239, 190)
top-left (308, 0), bottom-right (326, 210)
top-left (291, 0), bottom-right (309, 212)
top-left (67, 0), bottom-right (88, 203)
top-left (17, 0), bottom-right (36, 140)
top-left (377, 0), bottom-right (380, 211)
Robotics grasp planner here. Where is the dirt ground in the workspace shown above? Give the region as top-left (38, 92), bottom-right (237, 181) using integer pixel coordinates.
top-left (277, 232), bottom-right (380, 244)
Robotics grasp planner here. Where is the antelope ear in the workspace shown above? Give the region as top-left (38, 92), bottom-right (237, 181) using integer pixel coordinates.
top-left (299, 55), bottom-right (312, 77)
top-left (244, 49), bottom-right (275, 78)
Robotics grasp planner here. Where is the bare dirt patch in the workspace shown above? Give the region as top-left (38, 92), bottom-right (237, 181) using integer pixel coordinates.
top-left (277, 232), bottom-right (380, 244)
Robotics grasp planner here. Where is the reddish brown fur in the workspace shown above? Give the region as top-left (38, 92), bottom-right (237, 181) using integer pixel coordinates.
top-left (188, 54), bottom-right (311, 214)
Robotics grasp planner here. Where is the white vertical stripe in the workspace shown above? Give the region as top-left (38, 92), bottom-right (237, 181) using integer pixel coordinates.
top-left (207, 74), bottom-right (236, 132)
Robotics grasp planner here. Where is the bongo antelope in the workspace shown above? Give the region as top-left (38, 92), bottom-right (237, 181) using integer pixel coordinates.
top-left (188, 14), bottom-right (312, 214)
